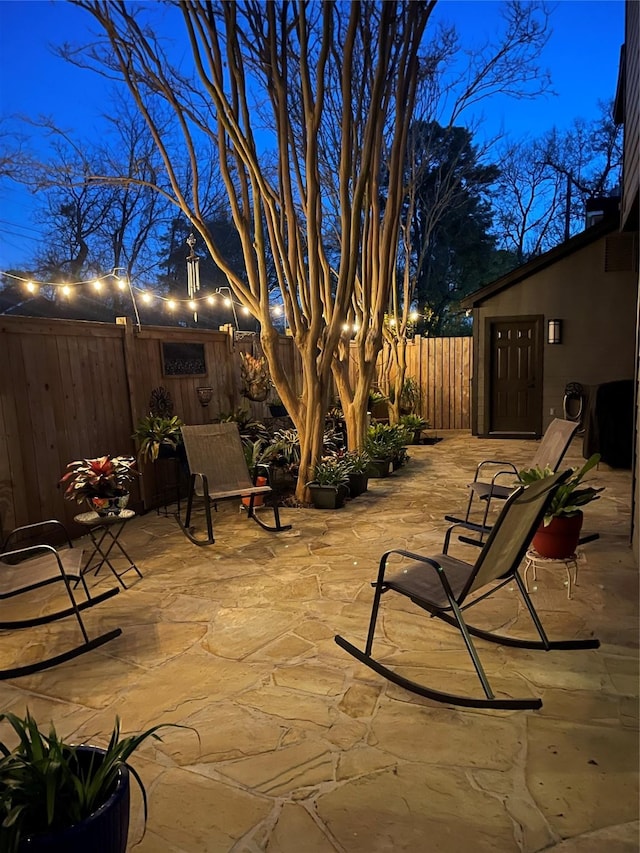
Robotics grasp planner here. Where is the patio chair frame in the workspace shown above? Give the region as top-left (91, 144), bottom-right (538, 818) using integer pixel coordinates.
top-left (178, 423), bottom-right (291, 546)
top-left (1, 520), bottom-right (122, 679)
top-left (335, 471), bottom-right (600, 710)
top-left (446, 418), bottom-right (580, 534)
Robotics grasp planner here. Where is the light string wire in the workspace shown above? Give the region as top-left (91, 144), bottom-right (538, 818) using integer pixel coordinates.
top-left (0, 270), bottom-right (438, 330)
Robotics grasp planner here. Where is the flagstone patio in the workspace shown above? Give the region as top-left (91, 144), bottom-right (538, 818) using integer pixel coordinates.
top-left (1, 431), bottom-right (638, 852)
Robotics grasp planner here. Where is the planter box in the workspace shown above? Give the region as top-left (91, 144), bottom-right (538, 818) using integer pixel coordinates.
top-left (367, 458), bottom-right (392, 478)
top-left (308, 483), bottom-right (348, 509)
top-left (347, 471), bottom-right (369, 498)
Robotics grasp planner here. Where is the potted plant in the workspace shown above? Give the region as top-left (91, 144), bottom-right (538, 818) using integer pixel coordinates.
top-left (364, 424), bottom-right (396, 478)
top-left (0, 710), bottom-right (189, 853)
top-left (59, 456), bottom-right (139, 517)
top-left (399, 413), bottom-right (429, 445)
top-left (518, 453), bottom-right (604, 558)
top-left (241, 438), bottom-right (275, 507)
top-left (267, 389), bottom-right (288, 418)
top-left (239, 352), bottom-right (272, 402)
top-left (132, 414), bottom-right (185, 464)
top-left (368, 389), bottom-right (388, 421)
top-left (364, 424), bottom-right (409, 475)
top-left (307, 456), bottom-right (351, 509)
top-left (399, 376), bottom-right (420, 414)
top-left (342, 449), bottom-right (371, 497)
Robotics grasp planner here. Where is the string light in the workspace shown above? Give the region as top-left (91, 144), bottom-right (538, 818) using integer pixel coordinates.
top-left (2, 269), bottom-right (433, 328)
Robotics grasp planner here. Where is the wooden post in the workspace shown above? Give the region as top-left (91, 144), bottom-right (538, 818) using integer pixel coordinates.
top-left (116, 317), bottom-right (148, 507)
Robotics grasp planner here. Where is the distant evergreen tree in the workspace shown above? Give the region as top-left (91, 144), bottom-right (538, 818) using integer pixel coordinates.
top-left (405, 122), bottom-right (515, 335)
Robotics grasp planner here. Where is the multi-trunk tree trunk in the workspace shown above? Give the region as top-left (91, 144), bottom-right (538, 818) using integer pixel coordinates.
top-left (75, 1), bottom-right (432, 500)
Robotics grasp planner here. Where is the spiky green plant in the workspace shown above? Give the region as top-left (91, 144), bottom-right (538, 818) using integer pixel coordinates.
top-left (0, 710), bottom-right (192, 852)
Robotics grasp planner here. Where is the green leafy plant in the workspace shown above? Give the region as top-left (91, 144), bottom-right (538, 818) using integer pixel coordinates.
top-left (59, 456), bottom-right (139, 503)
top-left (518, 453), bottom-right (604, 525)
top-left (341, 449), bottom-right (371, 474)
top-left (133, 414), bottom-right (184, 463)
top-left (242, 437), bottom-right (275, 474)
top-left (0, 710), bottom-right (192, 852)
top-left (309, 456), bottom-right (351, 487)
top-left (364, 423), bottom-right (407, 460)
top-left (399, 413), bottom-right (429, 431)
top-left (368, 389), bottom-right (387, 409)
top-left (400, 377), bottom-right (420, 413)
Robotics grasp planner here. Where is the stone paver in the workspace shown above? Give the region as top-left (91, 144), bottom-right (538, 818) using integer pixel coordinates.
top-left (0, 432), bottom-right (637, 852)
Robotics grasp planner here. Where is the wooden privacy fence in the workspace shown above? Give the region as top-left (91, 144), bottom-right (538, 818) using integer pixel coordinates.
top-left (0, 314), bottom-right (471, 536)
top-left (0, 316), bottom-right (300, 537)
top-left (374, 335), bottom-right (472, 430)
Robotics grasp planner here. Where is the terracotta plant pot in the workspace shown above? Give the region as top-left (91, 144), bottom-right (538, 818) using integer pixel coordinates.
top-left (531, 511), bottom-right (583, 559)
top-left (242, 476), bottom-right (268, 508)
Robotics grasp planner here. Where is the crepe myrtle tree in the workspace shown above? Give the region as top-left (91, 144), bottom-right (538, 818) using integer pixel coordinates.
top-left (70, 0), bottom-right (432, 501)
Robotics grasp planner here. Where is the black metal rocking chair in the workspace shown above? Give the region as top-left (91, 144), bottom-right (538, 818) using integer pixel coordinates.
top-left (446, 418), bottom-right (579, 531)
top-left (335, 471), bottom-right (600, 710)
top-left (0, 520), bottom-right (122, 679)
top-left (178, 423), bottom-right (291, 546)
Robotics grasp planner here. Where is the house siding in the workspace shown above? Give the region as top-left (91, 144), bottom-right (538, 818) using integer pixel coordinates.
top-left (473, 233), bottom-right (637, 436)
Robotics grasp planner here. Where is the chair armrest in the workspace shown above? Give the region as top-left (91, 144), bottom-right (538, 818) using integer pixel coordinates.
top-left (442, 520), bottom-right (490, 553)
top-left (472, 460), bottom-right (518, 482)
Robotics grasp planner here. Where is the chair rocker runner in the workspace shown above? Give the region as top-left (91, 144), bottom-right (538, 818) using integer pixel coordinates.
top-left (335, 471), bottom-right (600, 710)
top-left (178, 423), bottom-right (291, 546)
top-left (0, 520), bottom-right (122, 679)
top-left (446, 418), bottom-right (579, 533)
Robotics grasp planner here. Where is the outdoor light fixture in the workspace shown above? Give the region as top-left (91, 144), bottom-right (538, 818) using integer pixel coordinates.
top-left (196, 386), bottom-right (214, 408)
top-left (547, 319), bottom-right (562, 345)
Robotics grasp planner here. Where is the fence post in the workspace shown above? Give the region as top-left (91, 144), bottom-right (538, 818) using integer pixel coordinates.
top-left (116, 317), bottom-right (147, 505)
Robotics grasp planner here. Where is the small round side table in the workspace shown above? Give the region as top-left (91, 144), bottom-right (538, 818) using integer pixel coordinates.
top-left (524, 549), bottom-right (579, 600)
top-left (74, 509), bottom-right (143, 589)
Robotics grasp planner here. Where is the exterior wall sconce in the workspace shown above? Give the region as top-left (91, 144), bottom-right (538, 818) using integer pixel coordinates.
top-left (547, 319), bottom-right (562, 345)
top-left (196, 386), bottom-right (214, 407)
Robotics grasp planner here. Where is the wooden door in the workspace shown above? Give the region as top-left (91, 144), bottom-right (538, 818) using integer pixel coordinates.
top-left (487, 316), bottom-right (543, 436)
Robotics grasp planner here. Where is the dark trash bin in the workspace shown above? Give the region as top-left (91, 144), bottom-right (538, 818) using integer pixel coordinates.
top-left (582, 379), bottom-right (634, 469)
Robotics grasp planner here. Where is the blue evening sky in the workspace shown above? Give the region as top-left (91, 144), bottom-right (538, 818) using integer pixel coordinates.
top-left (0, 0), bottom-right (624, 271)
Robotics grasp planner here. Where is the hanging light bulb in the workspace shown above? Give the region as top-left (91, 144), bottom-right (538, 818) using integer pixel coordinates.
top-left (223, 296), bottom-right (231, 307)
top-left (141, 292), bottom-right (152, 304)
top-left (188, 300), bottom-right (196, 311)
top-left (116, 277), bottom-right (126, 291)
top-left (62, 285), bottom-right (71, 297)
top-left (93, 280), bottom-right (102, 291)
top-left (273, 305), bottom-right (282, 316)
top-left (167, 299), bottom-right (176, 310)
top-left (242, 306), bottom-right (250, 315)
top-left (410, 311), bottom-right (419, 322)
top-left (207, 295), bottom-right (216, 305)
top-left (26, 281), bottom-right (35, 293)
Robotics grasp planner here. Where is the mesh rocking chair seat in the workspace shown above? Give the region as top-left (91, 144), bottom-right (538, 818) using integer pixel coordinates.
top-left (446, 418), bottom-right (579, 531)
top-left (178, 423), bottom-right (291, 546)
top-left (335, 471), bottom-right (600, 710)
top-left (0, 520), bottom-right (122, 679)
